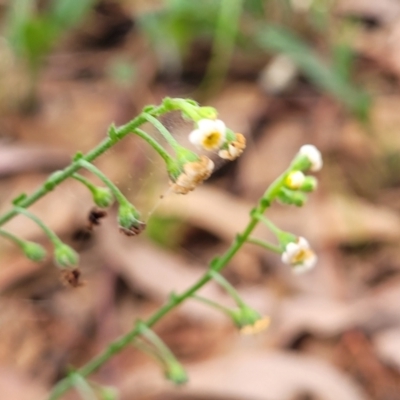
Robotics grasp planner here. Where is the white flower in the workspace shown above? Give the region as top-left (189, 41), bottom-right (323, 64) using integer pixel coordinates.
top-left (281, 237), bottom-right (317, 274)
top-left (170, 156), bottom-right (214, 194)
top-left (299, 144), bottom-right (323, 172)
top-left (285, 170), bottom-right (305, 189)
top-left (189, 119), bottom-right (227, 151)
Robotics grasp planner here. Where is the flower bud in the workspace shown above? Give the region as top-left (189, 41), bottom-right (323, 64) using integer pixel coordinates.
top-left (297, 144), bottom-right (323, 171)
top-left (231, 305), bottom-right (262, 329)
top-left (300, 176), bottom-right (318, 192)
top-left (54, 243), bottom-right (79, 268)
top-left (285, 171), bottom-right (305, 189)
top-left (231, 305), bottom-right (270, 335)
top-left (21, 241), bottom-right (47, 262)
top-left (197, 106), bottom-right (218, 120)
top-left (92, 187), bottom-right (114, 208)
top-left (118, 202), bottom-right (146, 236)
top-left (278, 188), bottom-right (307, 206)
top-left (165, 361), bottom-right (188, 385)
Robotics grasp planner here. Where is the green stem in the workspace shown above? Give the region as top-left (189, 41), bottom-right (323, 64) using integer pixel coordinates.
top-left (208, 270), bottom-right (246, 307)
top-left (70, 373), bottom-right (97, 400)
top-left (137, 322), bottom-right (177, 364)
top-left (0, 104), bottom-right (166, 229)
top-left (77, 160), bottom-right (128, 206)
top-left (247, 237), bottom-right (282, 254)
top-left (47, 157), bottom-right (295, 400)
top-left (14, 206), bottom-right (62, 247)
top-left (253, 214), bottom-right (283, 237)
top-left (191, 294), bottom-right (233, 316)
top-left (142, 113), bottom-right (181, 152)
top-left (133, 128), bottom-right (175, 165)
top-left (71, 173), bottom-right (98, 194)
top-left (0, 229), bottom-right (26, 248)
top-left (133, 337), bottom-right (165, 365)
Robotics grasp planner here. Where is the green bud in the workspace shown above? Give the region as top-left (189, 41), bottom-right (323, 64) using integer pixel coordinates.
top-left (291, 154), bottom-right (312, 171)
top-left (165, 361), bottom-right (188, 385)
top-left (118, 202), bottom-right (145, 236)
top-left (230, 305), bottom-right (270, 335)
top-left (224, 128), bottom-right (236, 142)
top-left (54, 243), bottom-right (79, 268)
top-left (175, 147), bottom-right (199, 165)
top-left (166, 159), bottom-right (182, 181)
top-left (231, 305), bottom-right (262, 329)
top-left (291, 191), bottom-right (307, 206)
top-left (197, 106), bottom-right (218, 120)
top-left (92, 187), bottom-right (114, 208)
top-left (300, 176), bottom-right (318, 192)
top-left (21, 241), bottom-right (47, 262)
top-left (277, 188), bottom-right (307, 206)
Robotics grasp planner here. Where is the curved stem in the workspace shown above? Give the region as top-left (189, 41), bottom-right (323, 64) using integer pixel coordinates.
top-left (132, 128), bottom-right (174, 165)
top-left (0, 229), bottom-right (26, 248)
top-left (71, 173), bottom-right (98, 195)
top-left (14, 206), bottom-right (62, 247)
top-left (142, 113), bottom-right (181, 152)
top-left (247, 237), bottom-right (282, 254)
top-left (191, 294), bottom-right (233, 316)
top-left (137, 322), bottom-right (177, 364)
top-left (77, 160), bottom-right (128, 206)
top-left (208, 270), bottom-right (246, 307)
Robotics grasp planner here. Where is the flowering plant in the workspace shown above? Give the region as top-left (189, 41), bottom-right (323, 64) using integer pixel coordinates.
top-left (0, 97), bottom-right (321, 398)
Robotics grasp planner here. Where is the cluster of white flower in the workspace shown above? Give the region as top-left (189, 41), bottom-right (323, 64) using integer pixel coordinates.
top-left (281, 144), bottom-right (322, 273)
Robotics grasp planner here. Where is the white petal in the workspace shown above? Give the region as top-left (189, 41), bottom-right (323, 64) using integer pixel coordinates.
top-left (214, 119), bottom-right (226, 134)
top-left (292, 254), bottom-right (317, 274)
top-left (197, 119), bottom-right (217, 132)
top-left (297, 236), bottom-right (309, 249)
top-left (281, 252), bottom-right (290, 264)
top-left (285, 242), bottom-right (300, 257)
top-left (299, 144), bottom-right (323, 171)
top-left (189, 129), bottom-right (203, 146)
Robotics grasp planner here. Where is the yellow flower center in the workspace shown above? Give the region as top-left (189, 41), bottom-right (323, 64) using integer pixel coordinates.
top-left (202, 131), bottom-right (222, 150)
top-left (291, 248), bottom-right (313, 264)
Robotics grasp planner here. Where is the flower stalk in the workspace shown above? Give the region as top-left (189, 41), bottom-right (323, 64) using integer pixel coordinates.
top-left (136, 322), bottom-right (188, 384)
top-left (0, 229), bottom-right (46, 262)
top-left (14, 206), bottom-right (78, 268)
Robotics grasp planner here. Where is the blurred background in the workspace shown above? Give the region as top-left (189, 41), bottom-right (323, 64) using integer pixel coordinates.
top-left (1, 0), bottom-right (400, 399)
